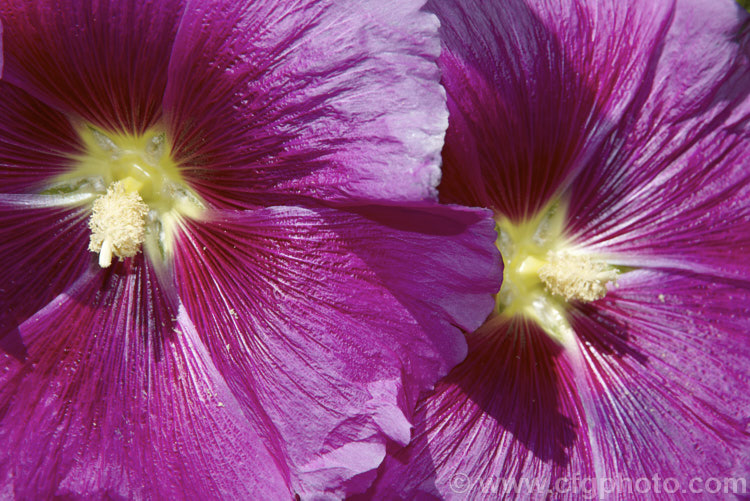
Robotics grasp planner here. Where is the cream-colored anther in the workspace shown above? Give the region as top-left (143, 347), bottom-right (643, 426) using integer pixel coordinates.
top-left (88, 181), bottom-right (148, 267)
top-left (538, 252), bottom-right (618, 302)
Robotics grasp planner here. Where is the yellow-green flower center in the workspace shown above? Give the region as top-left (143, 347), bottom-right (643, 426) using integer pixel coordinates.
top-left (495, 202), bottom-right (619, 343)
top-left (46, 126), bottom-right (204, 266)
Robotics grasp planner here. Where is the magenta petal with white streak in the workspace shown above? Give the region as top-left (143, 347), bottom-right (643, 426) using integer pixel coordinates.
top-left (0, 194), bottom-right (91, 342)
top-left (568, 270), bottom-right (750, 497)
top-left (0, 257), bottom-right (291, 499)
top-left (172, 204), bottom-right (500, 497)
top-left (567, 0), bottom-right (750, 280)
top-left (433, 0), bottom-right (673, 220)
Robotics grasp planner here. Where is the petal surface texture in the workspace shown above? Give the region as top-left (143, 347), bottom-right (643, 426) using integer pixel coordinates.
top-left (164, 0), bottom-right (447, 208)
top-left (0, 0), bottom-right (186, 133)
top-left (172, 204), bottom-right (500, 497)
top-left (370, 0), bottom-right (750, 499)
top-left (0, 83), bottom-right (83, 194)
top-left (0, 194), bottom-right (92, 340)
top-left (0, 259), bottom-right (292, 499)
top-left (0, 0), bottom-right (504, 497)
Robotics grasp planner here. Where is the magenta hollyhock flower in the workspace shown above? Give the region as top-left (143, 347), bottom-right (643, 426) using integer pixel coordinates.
top-left (0, 1), bottom-right (502, 498)
top-left (369, 0), bottom-right (750, 498)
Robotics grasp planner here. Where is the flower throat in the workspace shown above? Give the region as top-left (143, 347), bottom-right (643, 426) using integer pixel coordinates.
top-left (495, 202), bottom-right (619, 343)
top-left (46, 126), bottom-right (204, 267)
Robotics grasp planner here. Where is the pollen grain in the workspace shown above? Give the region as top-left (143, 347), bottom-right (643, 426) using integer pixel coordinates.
top-left (88, 181), bottom-right (149, 268)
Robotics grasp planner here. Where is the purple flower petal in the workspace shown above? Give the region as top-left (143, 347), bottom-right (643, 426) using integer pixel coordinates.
top-left (0, 83), bottom-right (82, 194)
top-left (0, 257), bottom-right (292, 499)
top-left (369, 316), bottom-right (593, 500)
top-left (0, 19), bottom-right (4, 78)
top-left (0, 194), bottom-right (92, 346)
top-left (0, 0), bottom-right (185, 133)
top-left (164, 0), bottom-right (446, 208)
top-left (370, 270), bottom-right (750, 499)
top-left (567, 269), bottom-right (750, 497)
top-left (432, 0), bottom-right (673, 220)
top-left (369, 0), bottom-right (750, 498)
top-left (171, 204), bottom-right (500, 496)
top-left (567, 0), bottom-right (750, 281)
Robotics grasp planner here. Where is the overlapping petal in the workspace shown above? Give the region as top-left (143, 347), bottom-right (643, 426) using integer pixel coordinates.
top-left (0, 194), bottom-right (92, 347)
top-left (432, 0), bottom-right (673, 220)
top-left (171, 204), bottom-right (500, 496)
top-left (567, 0), bottom-right (750, 281)
top-left (370, 0), bottom-right (750, 498)
top-left (164, 0), bottom-right (447, 209)
top-left (369, 317), bottom-right (593, 500)
top-left (0, 258), bottom-right (291, 499)
top-left (371, 270), bottom-right (750, 500)
top-left (0, 0), bottom-right (186, 133)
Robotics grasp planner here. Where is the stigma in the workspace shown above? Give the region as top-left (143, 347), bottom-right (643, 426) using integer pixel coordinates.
top-left (45, 126), bottom-right (204, 267)
top-left (495, 202), bottom-right (619, 343)
top-left (539, 252), bottom-right (618, 302)
top-left (88, 182), bottom-right (148, 268)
